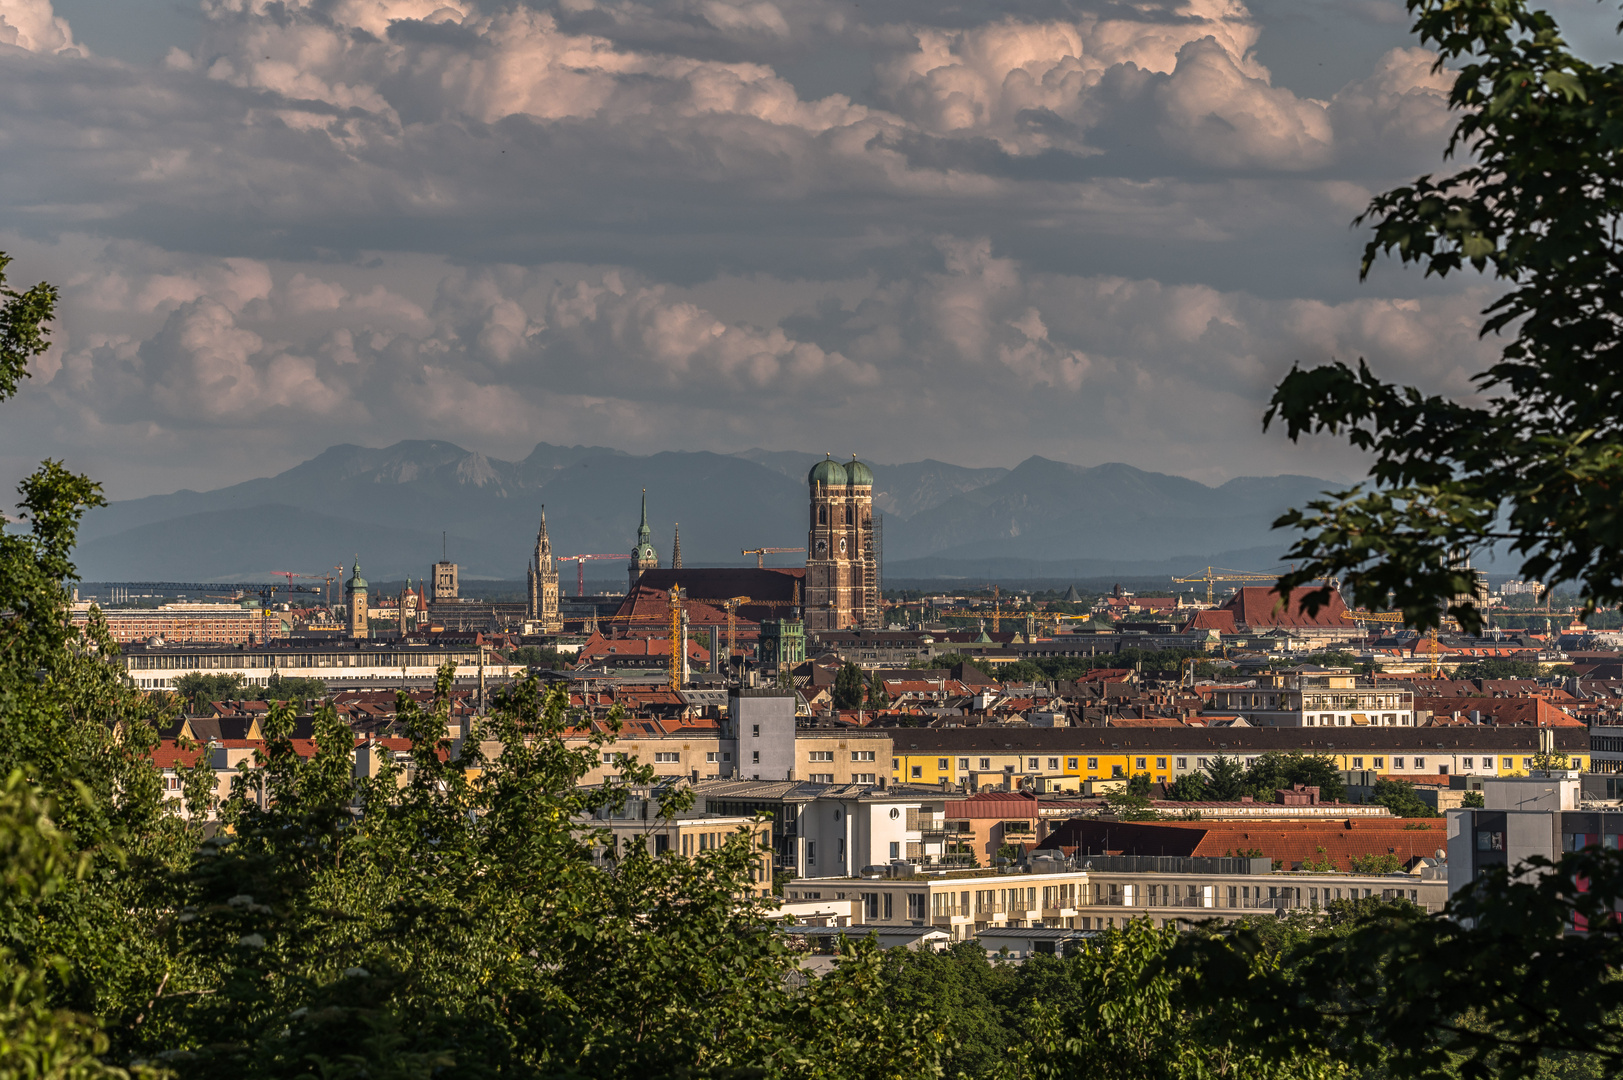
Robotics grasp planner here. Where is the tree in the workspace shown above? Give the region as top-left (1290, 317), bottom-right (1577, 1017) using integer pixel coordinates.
top-left (1371, 777), bottom-right (1439, 818)
top-left (1263, 0), bottom-right (1623, 634)
top-left (1451, 658), bottom-right (1541, 680)
top-left (833, 661), bottom-right (864, 709)
top-left (1126, 771), bottom-right (1153, 796)
top-left (1166, 772), bottom-right (1209, 802)
top-left (1244, 752), bottom-right (1347, 803)
top-left (867, 677), bottom-right (891, 710)
top-left (1202, 754), bottom-right (1248, 800)
top-left (506, 644), bottom-right (570, 668)
top-left (1349, 852), bottom-right (1404, 875)
top-left (1463, 789), bottom-right (1485, 808)
top-left (173, 671), bottom-right (327, 711)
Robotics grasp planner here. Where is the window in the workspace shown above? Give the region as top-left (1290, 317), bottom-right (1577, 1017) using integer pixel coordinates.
top-left (979, 758), bottom-right (991, 770)
top-left (751, 751), bottom-right (760, 764)
top-left (1503, 757), bottom-right (1514, 769)
top-left (1136, 757), bottom-right (1147, 770)
top-left (1067, 757), bottom-right (1078, 770)
top-left (1393, 757), bottom-right (1404, 769)
top-left (1156, 757), bottom-right (1167, 769)
top-left (1029, 758), bottom-right (1040, 770)
top-left (1048, 757), bottom-right (1060, 770)
top-left (1087, 757), bottom-right (1098, 770)
top-left (1176, 757), bottom-right (1187, 769)
top-left (1463, 757), bottom-right (1474, 769)
top-left (892, 758), bottom-right (899, 769)
top-left (1352, 757), bottom-right (1364, 769)
top-left (939, 758), bottom-right (949, 769)
top-left (1414, 757), bottom-right (1425, 770)
top-left (705, 751), bottom-right (718, 763)
top-left (1523, 757), bottom-right (1533, 769)
top-left (809, 750), bottom-right (834, 762)
top-left (807, 841), bottom-right (816, 865)
top-left (890, 841), bottom-right (900, 860)
top-left (654, 752), bottom-right (679, 763)
top-left (751, 724), bottom-right (760, 738)
top-left (809, 773), bottom-right (834, 783)
top-left (960, 758), bottom-right (970, 770)
top-left (1477, 830), bottom-right (1505, 851)
top-left (602, 753), bottom-right (614, 764)
top-left (854, 773), bottom-right (876, 783)
top-left (1373, 757), bottom-right (1384, 769)
top-left (911, 765), bottom-right (922, 778)
top-left (853, 750), bottom-right (875, 762)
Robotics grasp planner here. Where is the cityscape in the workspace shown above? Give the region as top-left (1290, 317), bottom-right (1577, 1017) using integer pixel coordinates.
top-left (2, 0), bottom-right (1621, 1076)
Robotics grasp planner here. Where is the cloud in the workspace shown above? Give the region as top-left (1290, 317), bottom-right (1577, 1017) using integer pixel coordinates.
top-left (0, 0), bottom-right (1491, 499)
top-left (0, 0), bottom-right (82, 55)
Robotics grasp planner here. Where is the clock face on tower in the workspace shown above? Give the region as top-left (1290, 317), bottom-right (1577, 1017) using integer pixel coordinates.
top-left (815, 540), bottom-right (828, 555)
top-left (839, 538), bottom-right (847, 553)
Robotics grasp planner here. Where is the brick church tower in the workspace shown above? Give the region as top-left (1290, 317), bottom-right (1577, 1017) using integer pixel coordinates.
top-left (804, 455), bottom-right (878, 632)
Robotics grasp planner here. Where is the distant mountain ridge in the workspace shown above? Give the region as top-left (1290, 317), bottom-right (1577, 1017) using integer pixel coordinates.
top-left (70, 441), bottom-right (1335, 583)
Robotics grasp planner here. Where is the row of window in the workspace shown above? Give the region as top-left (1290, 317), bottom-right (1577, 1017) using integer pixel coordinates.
top-left (807, 750), bottom-right (878, 762)
top-left (899, 753), bottom-right (1579, 777)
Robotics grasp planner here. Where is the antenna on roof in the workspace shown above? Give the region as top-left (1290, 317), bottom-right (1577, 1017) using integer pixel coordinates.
top-left (443, 531), bottom-right (447, 560)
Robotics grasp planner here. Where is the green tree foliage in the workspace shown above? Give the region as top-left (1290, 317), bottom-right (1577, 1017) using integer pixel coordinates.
top-left (505, 644), bottom-right (571, 669)
top-left (1451, 658), bottom-right (1541, 680)
top-left (1463, 790), bottom-right (1485, 808)
top-left (1244, 752), bottom-right (1347, 803)
top-left (1203, 754), bottom-right (1248, 800)
top-left (833, 661), bottom-right (865, 709)
top-left (1166, 772), bottom-right (1209, 802)
top-left (1371, 777), bottom-right (1439, 818)
top-left (1126, 772), bottom-right (1153, 796)
top-left (172, 672), bottom-right (329, 711)
top-left (1175, 848), bottom-right (1623, 1080)
top-left (1348, 852), bottom-right (1404, 875)
top-left (1264, 0), bottom-right (1623, 633)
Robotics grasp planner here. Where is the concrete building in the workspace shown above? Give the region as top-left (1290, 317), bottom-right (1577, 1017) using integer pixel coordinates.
top-left (889, 726), bottom-right (1591, 791)
top-left (783, 856), bottom-right (1445, 942)
top-left (728, 688), bottom-right (797, 780)
top-left (1205, 669), bottom-right (1415, 728)
top-left (121, 639), bottom-right (508, 691)
top-left (431, 560), bottom-right (458, 602)
top-left (805, 455), bottom-right (879, 633)
top-left (71, 602), bottom-right (289, 645)
top-left (1446, 769), bottom-right (1621, 899)
top-left (526, 507), bottom-right (563, 632)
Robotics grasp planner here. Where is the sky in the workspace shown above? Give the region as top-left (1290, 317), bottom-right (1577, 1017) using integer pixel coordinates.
top-left (0, 0), bottom-right (1616, 502)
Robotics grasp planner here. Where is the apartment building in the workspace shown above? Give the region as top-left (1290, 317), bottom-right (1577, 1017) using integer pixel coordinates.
top-left (121, 639), bottom-right (508, 690)
top-left (889, 727), bottom-right (1590, 790)
top-left (1205, 670), bottom-right (1415, 728)
top-left (784, 854), bottom-right (1446, 942)
top-left (1446, 769), bottom-right (1615, 900)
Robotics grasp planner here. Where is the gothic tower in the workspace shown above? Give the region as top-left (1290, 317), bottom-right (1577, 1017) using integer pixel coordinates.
top-left (804, 455), bottom-right (878, 632)
top-left (628, 489), bottom-right (660, 591)
top-left (346, 557), bottom-right (369, 640)
top-left (671, 523), bottom-right (682, 570)
top-left (527, 507), bottom-right (563, 632)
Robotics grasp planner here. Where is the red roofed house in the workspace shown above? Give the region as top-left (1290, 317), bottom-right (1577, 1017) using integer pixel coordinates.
top-left (1039, 816), bottom-right (1448, 874)
top-left (940, 791), bottom-right (1042, 865)
top-left (1214, 586), bottom-right (1354, 643)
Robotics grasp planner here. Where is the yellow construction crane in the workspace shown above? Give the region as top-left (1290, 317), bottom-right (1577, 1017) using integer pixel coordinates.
top-left (1339, 609), bottom-right (1407, 628)
top-left (1172, 567), bottom-right (1281, 606)
top-left (742, 547), bottom-right (805, 569)
top-left (668, 586), bottom-right (685, 692)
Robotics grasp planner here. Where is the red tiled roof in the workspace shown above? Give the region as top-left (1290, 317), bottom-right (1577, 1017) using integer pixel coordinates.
top-left (1415, 697), bottom-right (1583, 727)
top-left (1043, 817), bottom-right (1446, 872)
top-left (1181, 610), bottom-right (1238, 634)
top-left (1218, 587), bottom-right (1350, 629)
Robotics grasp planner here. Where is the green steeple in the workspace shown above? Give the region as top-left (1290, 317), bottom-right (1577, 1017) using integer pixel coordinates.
top-left (346, 556), bottom-right (367, 594)
top-left (637, 489), bottom-right (652, 547)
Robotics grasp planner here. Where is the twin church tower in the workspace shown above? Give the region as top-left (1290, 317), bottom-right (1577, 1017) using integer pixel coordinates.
top-left (522, 454), bottom-right (880, 632)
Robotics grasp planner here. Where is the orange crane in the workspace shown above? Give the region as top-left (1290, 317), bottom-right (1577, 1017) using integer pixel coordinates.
top-left (560, 554), bottom-right (627, 596)
top-left (742, 547), bottom-right (805, 569)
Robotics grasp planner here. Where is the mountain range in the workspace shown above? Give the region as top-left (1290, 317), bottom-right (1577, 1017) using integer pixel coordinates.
top-left (68, 441), bottom-right (1334, 584)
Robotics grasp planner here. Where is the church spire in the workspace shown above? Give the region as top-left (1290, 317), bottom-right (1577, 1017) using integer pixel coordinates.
top-left (672, 523), bottom-right (682, 569)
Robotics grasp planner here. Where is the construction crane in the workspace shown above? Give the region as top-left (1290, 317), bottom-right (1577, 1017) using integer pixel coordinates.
top-left (1172, 567), bottom-right (1282, 606)
top-left (560, 554), bottom-right (626, 596)
top-left (742, 546), bottom-right (805, 569)
top-left (1340, 609), bottom-right (1407, 628)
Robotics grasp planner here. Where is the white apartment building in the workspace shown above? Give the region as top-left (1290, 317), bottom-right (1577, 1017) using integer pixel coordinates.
top-left (1207, 670), bottom-right (1414, 728)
